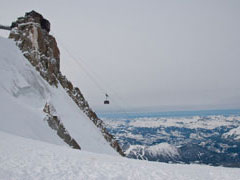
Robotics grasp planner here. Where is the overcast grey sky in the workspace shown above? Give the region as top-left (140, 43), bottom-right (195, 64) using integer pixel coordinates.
top-left (1, 0), bottom-right (240, 112)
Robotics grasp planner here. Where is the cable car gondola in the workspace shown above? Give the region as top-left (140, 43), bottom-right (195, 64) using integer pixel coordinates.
top-left (104, 94), bottom-right (110, 104)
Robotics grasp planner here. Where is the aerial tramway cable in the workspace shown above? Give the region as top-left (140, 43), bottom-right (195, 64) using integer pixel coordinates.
top-left (59, 42), bottom-right (106, 95)
top-left (53, 33), bottom-right (131, 116)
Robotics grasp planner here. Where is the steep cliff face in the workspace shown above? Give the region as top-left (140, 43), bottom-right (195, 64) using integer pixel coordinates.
top-left (9, 11), bottom-right (59, 86)
top-left (8, 10), bottom-right (124, 156)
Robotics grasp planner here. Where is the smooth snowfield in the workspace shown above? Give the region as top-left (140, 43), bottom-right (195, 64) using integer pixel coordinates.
top-left (0, 131), bottom-right (240, 180)
top-left (0, 36), bottom-right (117, 155)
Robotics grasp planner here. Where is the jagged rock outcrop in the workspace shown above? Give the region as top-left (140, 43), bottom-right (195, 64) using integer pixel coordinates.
top-left (9, 11), bottom-right (59, 86)
top-left (9, 10), bottom-right (124, 156)
top-left (43, 103), bottom-right (81, 149)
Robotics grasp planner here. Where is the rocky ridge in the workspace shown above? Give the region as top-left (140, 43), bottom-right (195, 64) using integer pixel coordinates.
top-left (9, 10), bottom-right (124, 156)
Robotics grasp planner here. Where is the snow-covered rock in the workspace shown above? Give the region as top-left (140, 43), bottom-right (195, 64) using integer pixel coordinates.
top-left (147, 143), bottom-right (179, 158)
top-left (0, 35), bottom-right (118, 155)
top-left (222, 126), bottom-right (240, 140)
top-left (7, 11), bottom-right (124, 155)
top-left (126, 143), bottom-right (180, 162)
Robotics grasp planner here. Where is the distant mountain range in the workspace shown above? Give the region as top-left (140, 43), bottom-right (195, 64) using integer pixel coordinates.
top-left (103, 113), bottom-right (240, 167)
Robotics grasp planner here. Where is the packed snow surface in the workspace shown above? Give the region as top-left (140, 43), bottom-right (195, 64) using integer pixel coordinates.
top-left (1, 131), bottom-right (240, 180)
top-left (0, 36), bottom-right (117, 155)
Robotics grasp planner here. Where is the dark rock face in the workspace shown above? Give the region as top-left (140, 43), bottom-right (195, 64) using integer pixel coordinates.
top-left (11, 10), bottom-right (50, 32)
top-left (43, 103), bottom-right (81, 150)
top-left (9, 10), bottom-right (124, 156)
top-left (9, 11), bottom-right (60, 86)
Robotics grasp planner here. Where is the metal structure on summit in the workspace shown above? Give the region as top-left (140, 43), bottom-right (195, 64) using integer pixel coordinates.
top-left (0, 25), bottom-right (11, 31)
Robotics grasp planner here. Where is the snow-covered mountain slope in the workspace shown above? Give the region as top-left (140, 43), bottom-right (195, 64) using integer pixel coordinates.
top-left (104, 114), bottom-right (240, 166)
top-left (0, 130), bottom-right (239, 180)
top-left (223, 126), bottom-right (240, 140)
top-left (0, 36), bottom-right (117, 155)
top-left (125, 143), bottom-right (180, 162)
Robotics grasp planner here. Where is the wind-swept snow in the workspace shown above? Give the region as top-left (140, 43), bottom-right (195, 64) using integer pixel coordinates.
top-left (0, 131), bottom-right (239, 180)
top-left (0, 36), bottom-right (117, 155)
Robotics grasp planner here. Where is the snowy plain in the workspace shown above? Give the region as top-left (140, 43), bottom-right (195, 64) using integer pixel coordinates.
top-left (1, 130), bottom-right (240, 180)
